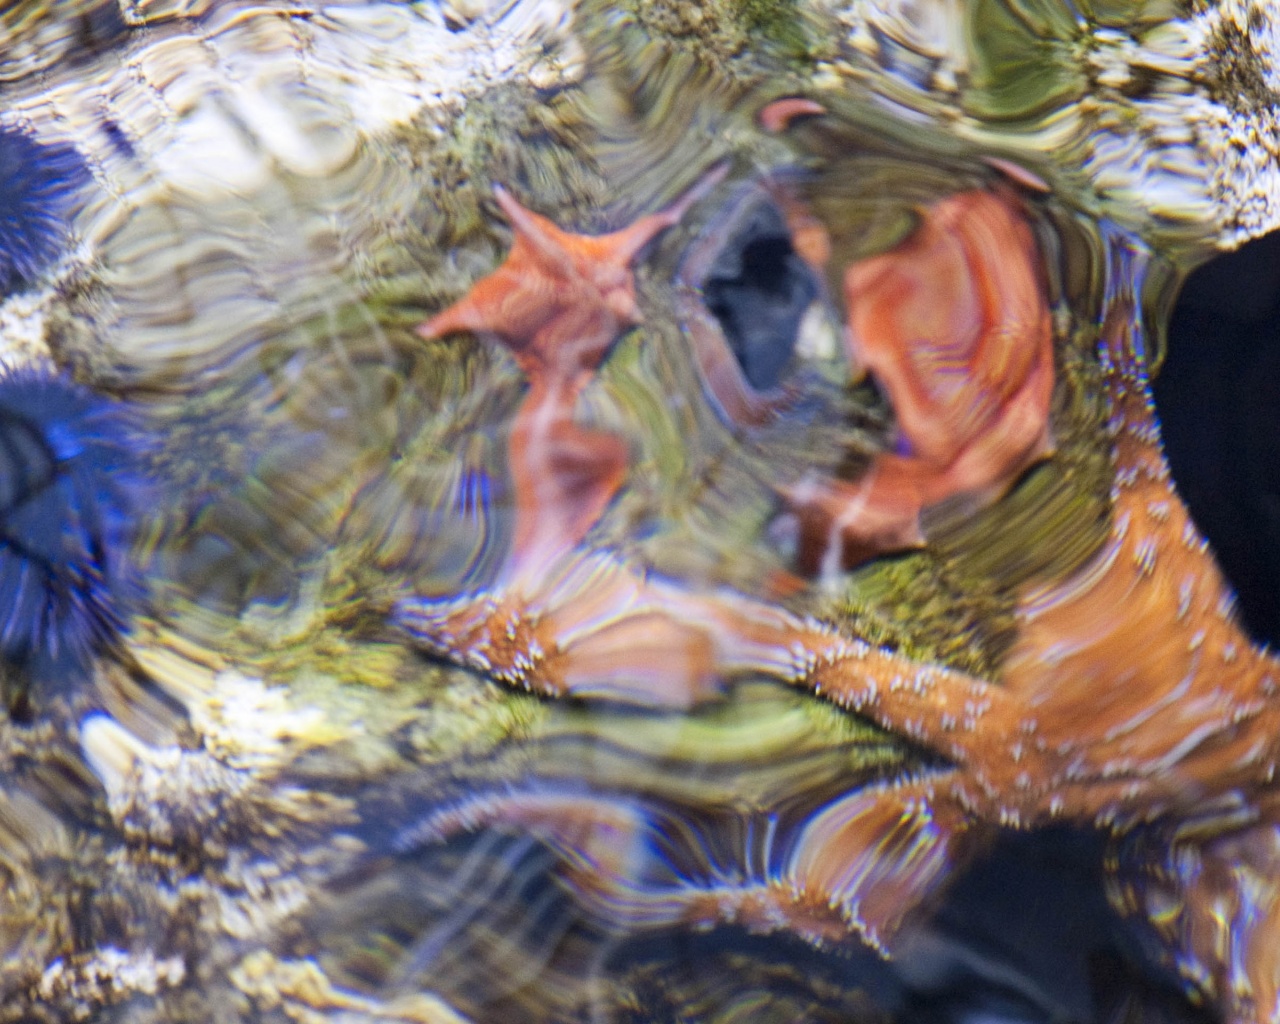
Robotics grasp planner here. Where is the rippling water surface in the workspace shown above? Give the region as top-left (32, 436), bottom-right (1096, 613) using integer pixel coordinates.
top-left (0, 2), bottom-right (1269, 1022)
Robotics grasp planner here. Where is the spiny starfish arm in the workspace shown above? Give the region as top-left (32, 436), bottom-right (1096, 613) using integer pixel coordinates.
top-left (451, 558), bottom-right (792, 706)
top-left (774, 245), bottom-right (1280, 845)
top-left (587, 162), bottom-right (730, 269)
top-left (543, 613), bottom-right (722, 706)
top-left (395, 560), bottom-right (698, 704)
top-left (401, 530), bottom-right (1035, 752)
top-left (798, 638), bottom-right (1041, 787)
top-left (394, 785), bottom-right (894, 949)
top-left (491, 184), bottom-right (580, 280)
top-left (995, 271), bottom-right (1280, 814)
top-left (393, 771), bottom-right (980, 957)
top-left (783, 776), bottom-right (981, 954)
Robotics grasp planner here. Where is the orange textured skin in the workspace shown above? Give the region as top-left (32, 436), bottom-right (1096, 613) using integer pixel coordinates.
top-left (788, 189), bottom-right (1054, 572)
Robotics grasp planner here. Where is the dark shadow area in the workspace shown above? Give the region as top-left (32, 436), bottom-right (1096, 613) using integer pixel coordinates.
top-left (320, 821), bottom-right (1208, 1024)
top-left (702, 199), bottom-right (819, 392)
top-left (1154, 229), bottom-right (1280, 647)
top-left (906, 827), bottom-right (1212, 1024)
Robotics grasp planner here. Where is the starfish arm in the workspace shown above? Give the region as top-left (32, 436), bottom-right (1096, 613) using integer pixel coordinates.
top-left (504, 381), bottom-right (629, 586)
top-left (800, 638), bottom-right (1042, 796)
top-left (591, 162), bottom-right (730, 269)
top-left (417, 260), bottom-right (557, 344)
top-left (993, 273), bottom-right (1280, 820)
top-left (396, 785), bottom-right (878, 948)
top-left (444, 558), bottom-right (793, 706)
top-left (421, 168), bottom-right (730, 380)
top-left (541, 608), bottom-right (721, 707)
top-left (783, 461), bottom-right (926, 574)
top-left (415, 188), bottom-right (626, 351)
top-left (416, 285), bottom-right (490, 341)
top-left (491, 184), bottom-right (580, 280)
top-left (396, 774), bottom-right (980, 957)
top-left (782, 240), bottom-right (1280, 839)
top-left (784, 776), bottom-right (981, 954)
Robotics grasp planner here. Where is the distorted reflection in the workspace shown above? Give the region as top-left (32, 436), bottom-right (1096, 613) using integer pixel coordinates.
top-left (0, 2), bottom-right (1271, 1023)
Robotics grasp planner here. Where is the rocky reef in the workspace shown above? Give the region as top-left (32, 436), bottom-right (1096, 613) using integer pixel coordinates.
top-left (0, 1), bottom-right (1279, 1022)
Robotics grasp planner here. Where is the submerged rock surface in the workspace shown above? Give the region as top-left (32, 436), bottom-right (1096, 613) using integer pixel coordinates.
top-left (0, 1), bottom-right (1277, 1022)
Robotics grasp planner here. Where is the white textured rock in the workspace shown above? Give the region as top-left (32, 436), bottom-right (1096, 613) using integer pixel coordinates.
top-left (829, 0), bottom-right (1280, 254)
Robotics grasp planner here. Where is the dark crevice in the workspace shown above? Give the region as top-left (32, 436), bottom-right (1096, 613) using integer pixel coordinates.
top-left (702, 201), bottom-right (818, 392)
top-left (909, 827), bottom-right (1206, 1024)
top-left (1153, 229), bottom-right (1280, 647)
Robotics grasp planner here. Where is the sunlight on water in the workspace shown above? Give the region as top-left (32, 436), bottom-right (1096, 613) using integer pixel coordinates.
top-left (0, 1), bottom-right (1272, 1022)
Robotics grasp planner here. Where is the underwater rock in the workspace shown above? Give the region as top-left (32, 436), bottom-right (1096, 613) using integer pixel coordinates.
top-left (1, 1), bottom-right (1280, 1023)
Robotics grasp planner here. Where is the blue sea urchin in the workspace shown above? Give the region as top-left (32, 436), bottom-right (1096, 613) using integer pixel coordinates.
top-left (0, 366), bottom-right (149, 685)
top-left (0, 126), bottom-right (86, 295)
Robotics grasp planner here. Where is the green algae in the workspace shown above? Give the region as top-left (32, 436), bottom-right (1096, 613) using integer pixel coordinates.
top-left (1203, 13), bottom-right (1280, 113)
top-left (588, 0), bottom-right (832, 78)
top-left (964, 0), bottom-right (1086, 122)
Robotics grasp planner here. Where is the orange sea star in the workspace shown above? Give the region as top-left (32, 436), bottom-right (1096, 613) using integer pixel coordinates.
top-left (403, 166), bottom-right (871, 706)
top-left (772, 237), bottom-right (1280, 1022)
top-left (418, 174), bottom-right (723, 580)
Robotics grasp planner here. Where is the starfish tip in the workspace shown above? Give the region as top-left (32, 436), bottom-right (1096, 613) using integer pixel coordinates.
top-left (492, 183), bottom-right (530, 224)
top-left (417, 304), bottom-right (470, 340)
top-left (758, 97), bottom-right (827, 133)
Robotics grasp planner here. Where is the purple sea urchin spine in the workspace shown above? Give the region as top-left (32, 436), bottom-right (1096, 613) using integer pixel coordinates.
top-left (0, 367), bottom-right (149, 688)
top-left (0, 126), bottom-right (86, 295)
